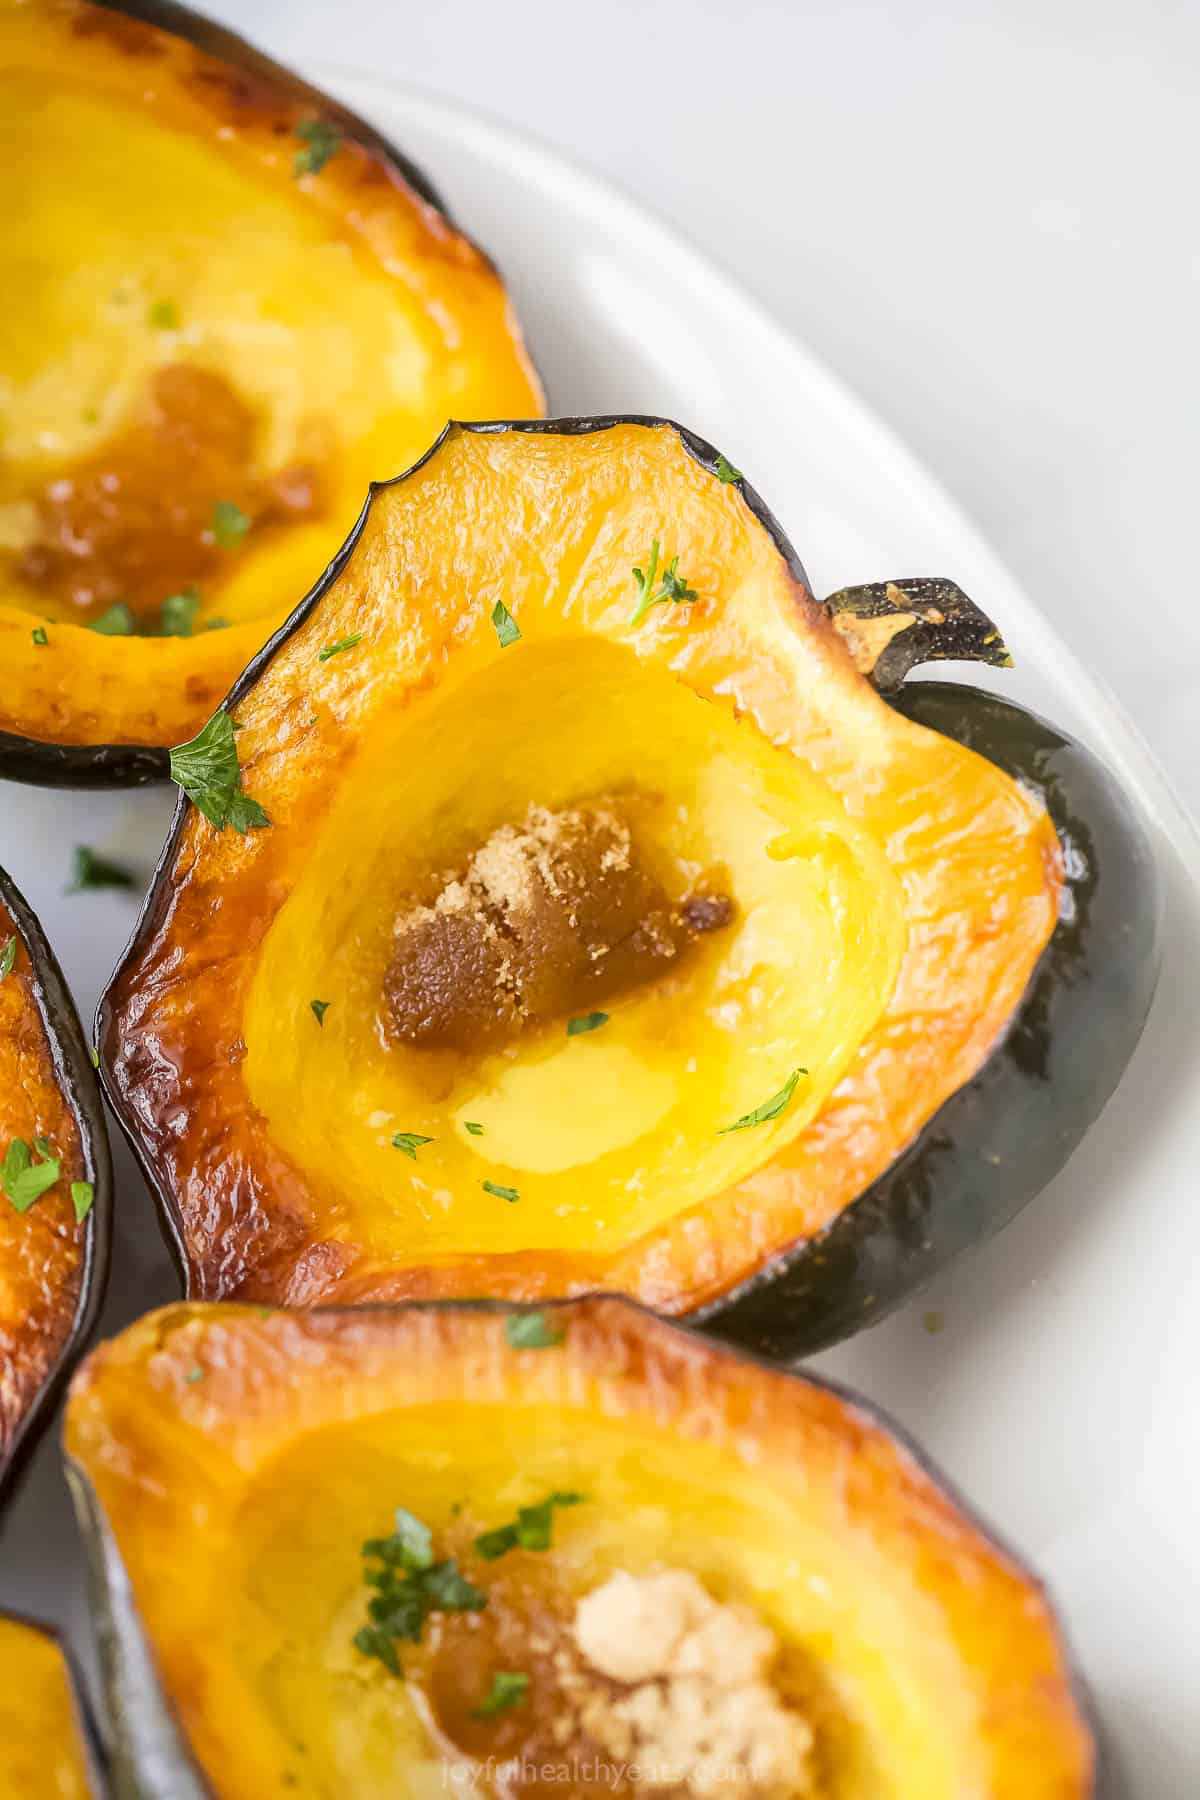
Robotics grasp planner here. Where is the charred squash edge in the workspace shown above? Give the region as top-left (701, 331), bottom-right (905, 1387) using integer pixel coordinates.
top-left (63, 1294), bottom-right (1100, 1800)
top-left (0, 865), bottom-right (113, 1500)
top-left (0, 0), bottom-right (543, 790)
top-left (0, 1609), bottom-right (108, 1796)
top-left (93, 417), bottom-right (1162, 1354)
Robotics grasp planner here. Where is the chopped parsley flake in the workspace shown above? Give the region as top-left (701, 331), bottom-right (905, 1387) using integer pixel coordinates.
top-left (482, 1180), bottom-right (519, 1203)
top-left (2, 1138), bottom-right (61, 1213)
top-left (715, 454), bottom-right (743, 484)
top-left (630, 539), bottom-right (697, 626)
top-left (71, 1181), bottom-right (94, 1223)
top-left (159, 587), bottom-right (201, 638)
top-left (318, 633), bottom-right (362, 663)
top-left (491, 599), bottom-right (521, 648)
top-left (148, 299), bottom-right (179, 330)
top-left (169, 709), bottom-right (271, 834)
top-left (392, 1132), bottom-right (434, 1159)
top-left (353, 1506), bottom-right (486, 1674)
top-left (31, 626), bottom-right (48, 647)
top-left (463, 1121), bottom-right (484, 1136)
top-left (69, 846), bottom-right (137, 894)
top-left (90, 602), bottom-right (137, 637)
top-left (294, 118), bottom-right (342, 177)
top-left (310, 999), bottom-right (330, 1026)
top-left (504, 1312), bottom-right (564, 1350)
top-left (0, 938), bottom-right (14, 981)
top-left (474, 1672), bottom-right (529, 1718)
top-left (717, 1067), bottom-right (807, 1133)
top-left (185, 1366), bottom-right (205, 1384)
top-left (212, 500), bottom-right (251, 550)
top-left (567, 1011), bottom-right (608, 1037)
top-left (474, 1492), bottom-right (583, 1561)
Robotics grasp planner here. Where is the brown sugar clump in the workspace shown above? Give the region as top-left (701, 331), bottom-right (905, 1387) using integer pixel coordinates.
top-left (384, 803), bottom-right (733, 1051)
top-left (19, 363), bottom-right (322, 622)
top-left (570, 1570), bottom-right (816, 1799)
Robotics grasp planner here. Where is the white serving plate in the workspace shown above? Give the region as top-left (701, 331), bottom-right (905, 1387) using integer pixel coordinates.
top-left (2, 77), bottom-right (1197, 1792)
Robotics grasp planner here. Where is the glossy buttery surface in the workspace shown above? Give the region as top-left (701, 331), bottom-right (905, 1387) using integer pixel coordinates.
top-left (65, 1299), bottom-right (1094, 1798)
top-left (0, 0), bottom-right (541, 747)
top-left (3, 81), bottom-right (1192, 1789)
top-left (102, 423), bottom-right (1060, 1307)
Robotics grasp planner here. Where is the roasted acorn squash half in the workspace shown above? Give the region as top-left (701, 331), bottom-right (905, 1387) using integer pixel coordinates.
top-left (0, 863), bottom-right (111, 1494)
top-left (64, 1297), bottom-right (1096, 1799)
top-left (98, 419), bottom-right (1160, 1349)
top-left (0, 1612), bottom-right (102, 1797)
top-left (0, 0), bottom-right (541, 784)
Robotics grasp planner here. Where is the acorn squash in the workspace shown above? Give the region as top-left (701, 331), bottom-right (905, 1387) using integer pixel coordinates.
top-left (0, 863), bottom-right (111, 1494)
top-left (0, 1613), bottom-right (101, 1798)
top-left (65, 1297), bottom-right (1096, 1799)
top-left (0, 0), bottom-right (542, 784)
top-left (97, 419), bottom-right (1160, 1349)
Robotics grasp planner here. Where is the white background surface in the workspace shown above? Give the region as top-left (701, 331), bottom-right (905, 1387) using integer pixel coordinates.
top-left (210, 0), bottom-right (1198, 807)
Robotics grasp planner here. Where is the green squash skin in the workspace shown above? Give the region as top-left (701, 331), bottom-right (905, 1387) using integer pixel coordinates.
top-left (64, 1296), bottom-right (1101, 1800)
top-left (0, 0), bottom-right (525, 790)
top-left (95, 418), bottom-right (1161, 1350)
top-left (696, 682), bottom-right (1163, 1360)
top-left (0, 865), bottom-right (113, 1503)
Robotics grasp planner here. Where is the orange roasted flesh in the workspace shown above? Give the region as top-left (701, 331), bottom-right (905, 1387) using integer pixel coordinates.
top-left (0, 0), bottom-right (542, 750)
top-left (64, 1297), bottom-right (1096, 1798)
top-left (99, 422), bottom-right (1061, 1312)
top-left (0, 891), bottom-right (91, 1473)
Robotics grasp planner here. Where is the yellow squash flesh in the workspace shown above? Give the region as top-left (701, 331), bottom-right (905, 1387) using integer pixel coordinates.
top-left (0, 0), bottom-right (542, 749)
top-left (64, 1300), bottom-right (1095, 1799)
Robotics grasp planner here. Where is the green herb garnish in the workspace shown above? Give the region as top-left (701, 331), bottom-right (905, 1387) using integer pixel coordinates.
top-left (482, 1180), bottom-right (519, 1203)
top-left (491, 600), bottom-right (521, 648)
top-left (630, 539), bottom-right (697, 626)
top-left (392, 1132), bottom-right (434, 1159)
top-left (474, 1492), bottom-right (583, 1561)
top-left (90, 602), bottom-right (137, 637)
top-left (185, 1366), bottom-right (205, 1384)
top-left (159, 587), bottom-right (201, 637)
top-left (68, 846), bottom-right (137, 894)
top-left (212, 500), bottom-right (250, 550)
top-left (169, 708), bottom-right (271, 834)
top-left (148, 299), bottom-right (179, 329)
top-left (0, 937), bottom-right (15, 981)
top-left (463, 1121), bottom-right (484, 1136)
top-left (2, 1138), bottom-right (61, 1213)
top-left (318, 633), bottom-right (362, 663)
top-left (204, 617), bottom-right (231, 632)
top-left (566, 1012), bottom-right (608, 1037)
top-left (294, 118), bottom-right (341, 177)
top-left (474, 1672), bottom-right (529, 1718)
top-left (717, 1067), bottom-right (806, 1133)
top-left (310, 999), bottom-right (330, 1026)
top-left (90, 1046), bottom-right (100, 1068)
top-left (715, 454), bottom-right (743, 484)
top-left (71, 1181), bottom-right (94, 1223)
top-left (504, 1312), bottom-right (564, 1350)
top-left (31, 626), bottom-right (48, 647)
top-left (353, 1507), bottom-right (486, 1674)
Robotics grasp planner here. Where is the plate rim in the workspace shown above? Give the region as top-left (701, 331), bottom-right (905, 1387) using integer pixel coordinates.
top-left (316, 66), bottom-right (1200, 885)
